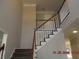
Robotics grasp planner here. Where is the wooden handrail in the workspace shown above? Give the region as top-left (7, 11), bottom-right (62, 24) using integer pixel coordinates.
top-left (32, 30), bottom-right (36, 49)
top-left (57, 0), bottom-right (66, 13)
top-left (0, 44), bottom-right (5, 51)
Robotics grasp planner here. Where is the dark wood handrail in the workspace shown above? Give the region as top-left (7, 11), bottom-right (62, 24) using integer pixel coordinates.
top-left (32, 30), bottom-right (36, 49)
top-left (32, 30), bottom-right (36, 59)
top-left (0, 44), bottom-right (5, 51)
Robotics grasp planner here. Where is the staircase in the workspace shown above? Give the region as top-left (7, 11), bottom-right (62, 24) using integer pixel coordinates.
top-left (32, 2), bottom-right (70, 58)
top-left (32, 13), bottom-right (62, 59)
top-left (11, 49), bottom-right (33, 59)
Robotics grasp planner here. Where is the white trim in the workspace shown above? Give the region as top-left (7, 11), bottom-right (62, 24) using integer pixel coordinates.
top-left (24, 4), bottom-right (36, 7)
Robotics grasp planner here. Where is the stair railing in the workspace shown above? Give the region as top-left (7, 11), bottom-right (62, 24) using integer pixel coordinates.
top-left (35, 14), bottom-right (59, 45)
top-left (32, 14), bottom-right (60, 59)
top-left (0, 44), bottom-right (5, 59)
top-left (32, 0), bottom-right (68, 59)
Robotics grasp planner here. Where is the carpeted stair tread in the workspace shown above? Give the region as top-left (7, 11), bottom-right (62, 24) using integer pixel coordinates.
top-left (11, 49), bottom-right (33, 59)
top-left (15, 49), bottom-right (33, 52)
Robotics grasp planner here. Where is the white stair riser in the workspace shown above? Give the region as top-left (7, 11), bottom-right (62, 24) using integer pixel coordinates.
top-left (41, 42), bottom-right (46, 45)
top-left (45, 38), bottom-right (50, 42)
top-left (36, 46), bottom-right (42, 51)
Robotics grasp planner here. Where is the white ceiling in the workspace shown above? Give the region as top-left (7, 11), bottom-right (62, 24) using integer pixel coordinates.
top-left (37, 0), bottom-right (64, 12)
top-left (36, 0), bottom-right (65, 20)
top-left (23, 0), bottom-right (64, 11)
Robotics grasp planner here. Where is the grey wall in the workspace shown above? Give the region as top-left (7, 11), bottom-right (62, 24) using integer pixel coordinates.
top-left (59, 0), bottom-right (71, 30)
top-left (37, 30), bottom-right (68, 59)
top-left (20, 5), bottom-right (36, 49)
top-left (0, 0), bottom-right (22, 59)
top-left (60, 0), bottom-right (79, 30)
top-left (67, 0), bottom-right (79, 20)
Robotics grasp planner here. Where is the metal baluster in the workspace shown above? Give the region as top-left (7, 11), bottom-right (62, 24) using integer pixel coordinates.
top-left (54, 18), bottom-right (57, 31)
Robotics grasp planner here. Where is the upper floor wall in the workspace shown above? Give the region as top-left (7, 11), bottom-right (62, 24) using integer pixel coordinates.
top-left (0, 0), bottom-right (22, 59)
top-left (67, 0), bottom-right (79, 20)
top-left (20, 5), bottom-right (36, 49)
top-left (59, 0), bottom-right (79, 30)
